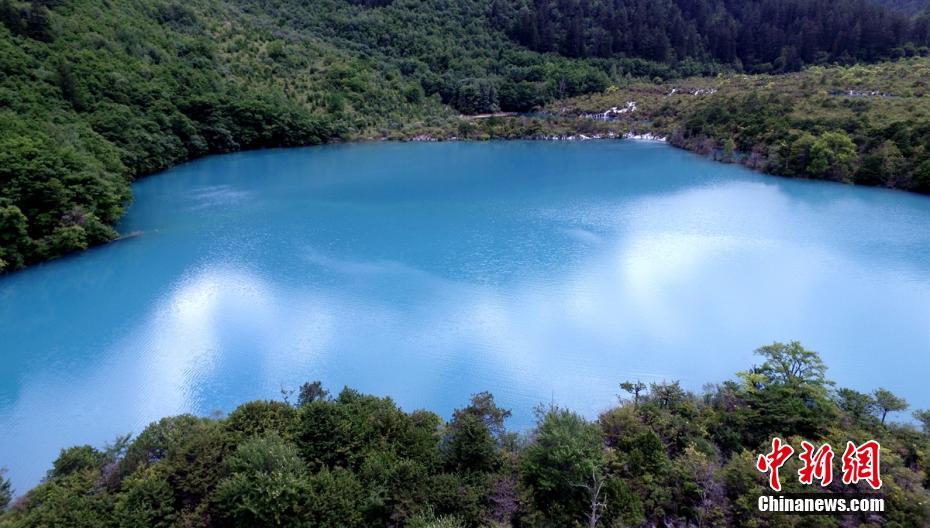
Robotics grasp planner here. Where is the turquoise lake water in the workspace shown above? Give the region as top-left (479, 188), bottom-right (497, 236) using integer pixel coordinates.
top-left (2, 140), bottom-right (930, 492)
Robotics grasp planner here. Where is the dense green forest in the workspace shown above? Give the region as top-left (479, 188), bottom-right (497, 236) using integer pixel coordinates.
top-left (497, 0), bottom-right (930, 69)
top-left (2, 0), bottom-right (930, 272)
top-left (1, 342), bottom-right (929, 527)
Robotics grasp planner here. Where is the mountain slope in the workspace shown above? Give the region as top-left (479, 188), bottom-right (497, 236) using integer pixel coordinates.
top-left (1, 0), bottom-right (930, 272)
top-left (548, 58), bottom-right (930, 192)
top-left (0, 0), bottom-right (623, 272)
top-left (496, 0), bottom-right (930, 69)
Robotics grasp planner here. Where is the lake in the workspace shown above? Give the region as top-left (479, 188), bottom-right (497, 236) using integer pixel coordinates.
top-left (2, 140), bottom-right (930, 492)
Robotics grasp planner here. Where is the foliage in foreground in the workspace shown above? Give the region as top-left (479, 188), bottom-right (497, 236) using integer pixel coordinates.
top-left (2, 341), bottom-right (930, 527)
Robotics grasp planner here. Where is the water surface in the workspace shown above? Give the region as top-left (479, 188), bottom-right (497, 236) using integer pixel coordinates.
top-left (2, 141), bottom-right (930, 492)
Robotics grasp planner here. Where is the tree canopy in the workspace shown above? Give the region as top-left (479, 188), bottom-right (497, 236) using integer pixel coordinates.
top-left (2, 343), bottom-right (930, 527)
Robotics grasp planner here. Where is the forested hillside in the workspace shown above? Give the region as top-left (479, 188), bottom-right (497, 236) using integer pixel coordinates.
top-left (2, 0), bottom-right (930, 272)
top-left (2, 342), bottom-right (929, 527)
top-left (496, 0), bottom-right (930, 69)
top-left (548, 58), bottom-right (930, 193)
top-left (0, 0), bottom-right (659, 272)
top-left (0, 0), bottom-right (340, 272)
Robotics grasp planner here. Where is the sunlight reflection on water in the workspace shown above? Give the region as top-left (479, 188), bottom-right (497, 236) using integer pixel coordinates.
top-left (2, 141), bottom-right (930, 493)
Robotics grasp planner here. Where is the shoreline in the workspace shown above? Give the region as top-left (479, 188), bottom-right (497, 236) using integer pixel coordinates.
top-left (2, 121), bottom-right (926, 276)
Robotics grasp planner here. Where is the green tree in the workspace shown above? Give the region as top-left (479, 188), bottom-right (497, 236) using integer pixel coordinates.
top-left (912, 158), bottom-right (930, 193)
top-left (498, 80), bottom-right (546, 112)
top-left (785, 132), bottom-right (817, 176)
top-left (674, 446), bottom-right (725, 525)
top-left (213, 468), bottom-right (363, 527)
top-left (113, 468), bottom-right (177, 528)
top-left (293, 400), bottom-right (351, 469)
top-left (7, 450), bottom-right (112, 527)
top-left (442, 393), bottom-right (509, 474)
top-left (453, 78), bottom-right (500, 114)
top-left (720, 450), bottom-right (768, 525)
top-left (225, 400), bottom-right (297, 439)
top-left (0, 203), bottom-right (29, 272)
top-left (750, 341), bottom-right (828, 388)
top-left (212, 434), bottom-right (363, 527)
top-left (736, 341), bottom-right (834, 442)
top-left (619, 381), bottom-right (647, 407)
top-left (407, 511), bottom-right (467, 528)
top-left (522, 407), bottom-right (605, 525)
top-left (619, 430), bottom-right (673, 520)
top-left (806, 131), bottom-right (858, 182)
top-left (835, 388), bottom-right (878, 424)
top-left (858, 140), bottom-right (905, 186)
top-left (49, 445), bottom-right (106, 479)
top-left (913, 409), bottom-right (930, 433)
top-left (442, 411), bottom-right (496, 473)
top-left (0, 467), bottom-right (11, 510)
top-left (454, 391), bottom-right (510, 439)
top-left (873, 388), bottom-right (908, 425)
top-left (297, 381), bottom-right (330, 407)
top-left (649, 381), bottom-right (686, 410)
top-left (226, 434), bottom-right (304, 475)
